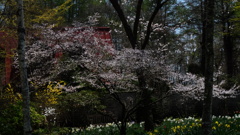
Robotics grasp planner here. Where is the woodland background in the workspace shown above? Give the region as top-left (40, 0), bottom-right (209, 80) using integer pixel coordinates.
top-left (0, 0), bottom-right (240, 135)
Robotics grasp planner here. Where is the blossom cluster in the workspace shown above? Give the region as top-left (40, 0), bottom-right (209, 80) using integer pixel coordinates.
top-left (170, 71), bottom-right (239, 100)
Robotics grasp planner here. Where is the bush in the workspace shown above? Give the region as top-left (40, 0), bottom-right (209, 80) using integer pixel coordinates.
top-left (55, 90), bottom-right (103, 127)
top-left (32, 127), bottom-right (72, 135)
top-left (0, 101), bottom-right (46, 135)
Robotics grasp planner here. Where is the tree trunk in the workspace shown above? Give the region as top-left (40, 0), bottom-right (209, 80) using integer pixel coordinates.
top-left (200, 0), bottom-right (205, 75)
top-left (17, 0), bottom-right (32, 135)
top-left (223, 22), bottom-right (234, 89)
top-left (136, 70), bottom-right (154, 131)
top-left (202, 0), bottom-right (215, 135)
top-left (120, 100), bottom-right (127, 135)
top-left (120, 120), bottom-right (127, 135)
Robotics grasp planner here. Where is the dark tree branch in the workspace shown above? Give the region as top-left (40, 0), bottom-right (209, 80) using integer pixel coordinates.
top-left (133, 0), bottom-right (143, 46)
top-left (109, 0), bottom-right (136, 49)
top-left (141, 0), bottom-right (169, 50)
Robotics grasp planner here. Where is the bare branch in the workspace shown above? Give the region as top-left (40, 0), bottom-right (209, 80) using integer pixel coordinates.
top-left (141, 0), bottom-right (169, 50)
top-left (133, 0), bottom-right (143, 44)
top-left (109, 0), bottom-right (136, 48)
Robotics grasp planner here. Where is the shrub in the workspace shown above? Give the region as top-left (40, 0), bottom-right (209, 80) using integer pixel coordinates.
top-left (55, 90), bottom-right (103, 127)
top-left (0, 101), bottom-right (46, 135)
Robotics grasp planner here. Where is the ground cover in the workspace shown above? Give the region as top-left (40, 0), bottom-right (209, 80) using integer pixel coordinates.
top-left (68, 114), bottom-right (240, 135)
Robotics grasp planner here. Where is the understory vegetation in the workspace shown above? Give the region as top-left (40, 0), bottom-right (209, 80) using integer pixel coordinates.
top-left (30, 114), bottom-right (240, 135)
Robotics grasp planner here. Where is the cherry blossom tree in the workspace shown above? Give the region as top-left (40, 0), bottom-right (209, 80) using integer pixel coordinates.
top-left (17, 20), bottom-right (170, 134)
top-left (17, 21), bottom-right (239, 134)
top-left (107, 0), bottom-right (173, 131)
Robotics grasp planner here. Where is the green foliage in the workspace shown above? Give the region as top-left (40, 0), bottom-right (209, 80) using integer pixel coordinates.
top-left (0, 0), bottom-right (48, 28)
top-left (32, 0), bottom-right (72, 25)
top-left (232, 2), bottom-right (240, 35)
top-left (33, 127), bottom-right (72, 135)
top-left (58, 90), bottom-right (102, 108)
top-left (0, 101), bottom-right (46, 135)
top-left (55, 89), bottom-right (104, 127)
